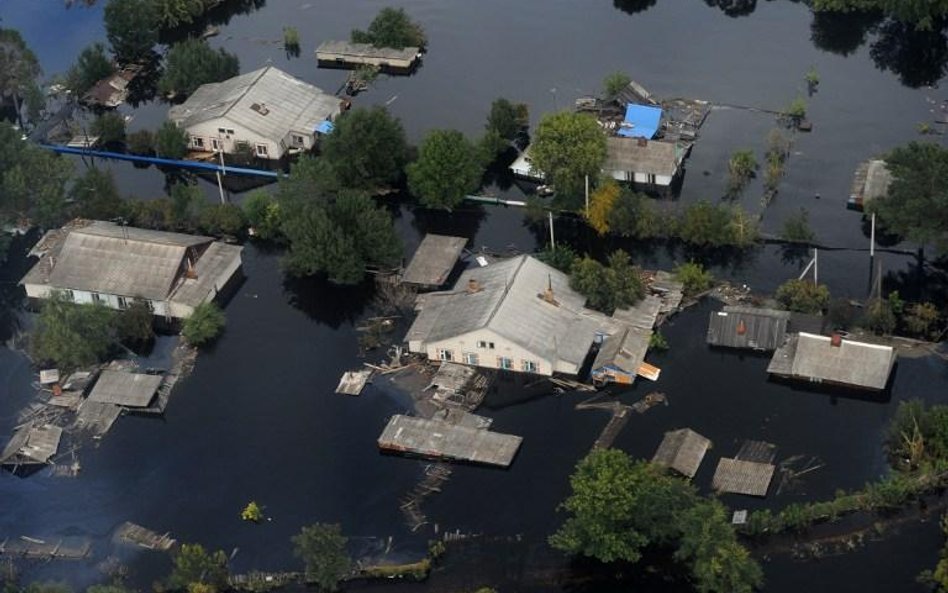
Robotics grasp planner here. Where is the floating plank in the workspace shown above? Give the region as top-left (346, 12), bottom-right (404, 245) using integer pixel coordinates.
top-left (114, 522), bottom-right (176, 551)
top-left (335, 369), bottom-right (372, 395)
top-left (637, 362), bottom-right (661, 381)
top-left (378, 415), bottom-right (522, 467)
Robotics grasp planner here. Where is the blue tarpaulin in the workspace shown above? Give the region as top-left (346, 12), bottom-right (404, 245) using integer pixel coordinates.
top-left (315, 120), bottom-right (335, 134)
top-left (617, 104), bottom-right (662, 139)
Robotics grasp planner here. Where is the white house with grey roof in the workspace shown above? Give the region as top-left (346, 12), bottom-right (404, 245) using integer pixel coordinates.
top-left (20, 220), bottom-right (243, 320)
top-left (168, 66), bottom-right (343, 160)
top-left (406, 255), bottom-right (617, 377)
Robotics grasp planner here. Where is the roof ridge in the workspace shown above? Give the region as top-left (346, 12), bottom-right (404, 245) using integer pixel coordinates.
top-left (484, 255), bottom-right (528, 329)
top-left (220, 65), bottom-right (271, 120)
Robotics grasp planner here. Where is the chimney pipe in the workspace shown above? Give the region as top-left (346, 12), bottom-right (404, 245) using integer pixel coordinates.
top-left (830, 333), bottom-right (842, 347)
top-left (467, 278), bottom-right (481, 293)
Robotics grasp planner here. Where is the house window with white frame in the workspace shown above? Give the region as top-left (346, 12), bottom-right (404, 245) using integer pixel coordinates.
top-left (497, 356), bottom-right (513, 370)
top-left (437, 348), bottom-right (453, 362)
top-left (521, 360), bottom-right (538, 373)
top-left (61, 289), bottom-right (74, 302)
top-left (292, 134), bottom-right (306, 146)
top-left (463, 352), bottom-right (478, 365)
top-left (117, 296), bottom-right (128, 310)
top-left (255, 144), bottom-right (269, 158)
top-left (211, 138), bottom-right (221, 151)
top-left (91, 292), bottom-right (103, 305)
top-left (191, 136), bottom-right (205, 149)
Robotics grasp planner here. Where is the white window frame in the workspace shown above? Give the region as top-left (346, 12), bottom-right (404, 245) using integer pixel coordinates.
top-left (437, 348), bottom-right (453, 362)
top-left (521, 360), bottom-right (538, 373)
top-left (211, 138), bottom-right (221, 151)
top-left (292, 134), bottom-right (306, 146)
top-left (191, 136), bottom-right (204, 149)
top-left (226, 128), bottom-right (235, 135)
top-left (255, 143), bottom-right (269, 158)
top-left (497, 356), bottom-right (513, 370)
top-left (463, 352), bottom-right (478, 365)
top-left (91, 292), bottom-right (103, 305)
top-left (117, 296), bottom-right (128, 310)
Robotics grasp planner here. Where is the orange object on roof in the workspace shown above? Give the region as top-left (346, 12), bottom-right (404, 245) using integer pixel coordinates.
top-left (637, 362), bottom-right (661, 382)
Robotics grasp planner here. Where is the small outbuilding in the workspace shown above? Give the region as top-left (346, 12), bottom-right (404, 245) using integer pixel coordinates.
top-left (401, 234), bottom-right (467, 289)
top-left (767, 332), bottom-right (897, 391)
top-left (848, 159), bottom-right (892, 210)
top-left (315, 41), bottom-right (422, 71)
top-left (88, 370), bottom-right (164, 408)
top-left (377, 414), bottom-right (522, 467)
top-left (707, 306), bottom-right (791, 351)
top-left (1, 423), bottom-right (63, 468)
top-left (652, 428), bottom-right (711, 478)
top-left (712, 458), bottom-right (775, 497)
top-left (602, 137), bottom-right (687, 190)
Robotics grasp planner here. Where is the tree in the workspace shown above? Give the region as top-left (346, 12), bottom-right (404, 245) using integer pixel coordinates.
top-left (407, 129), bottom-right (483, 210)
top-left (726, 149), bottom-right (757, 197)
top-left (863, 293), bottom-right (901, 334)
top-left (0, 125), bottom-right (73, 228)
top-left (198, 203), bottom-right (246, 236)
top-left (127, 129), bottom-right (155, 155)
top-left (570, 250), bottom-right (644, 314)
top-left (678, 200), bottom-right (733, 247)
top-left (603, 71), bottom-right (631, 99)
top-left (292, 523), bottom-right (351, 591)
top-left (242, 190), bottom-right (281, 240)
top-left (321, 107), bottom-right (408, 191)
top-left (152, 0), bottom-right (221, 29)
top-left (182, 302), bottom-right (225, 347)
top-left (155, 121), bottom-right (189, 159)
top-left (585, 180), bottom-right (620, 235)
top-left (70, 167), bottom-right (127, 221)
top-left (549, 449), bottom-right (697, 563)
top-left (785, 96), bottom-right (807, 122)
top-left (31, 291), bottom-right (117, 370)
top-left (158, 39), bottom-right (240, 98)
top-left (241, 501), bottom-right (264, 522)
top-left (0, 28), bottom-right (43, 127)
top-left (812, 0), bottom-right (948, 30)
top-left (775, 279), bottom-right (830, 313)
top-left (674, 261), bottom-right (713, 297)
top-left (537, 244), bottom-right (578, 273)
top-left (530, 112), bottom-right (607, 204)
top-left (781, 208), bottom-right (815, 243)
top-left (351, 7), bottom-right (427, 49)
top-left (90, 112), bottom-right (126, 146)
top-left (67, 43), bottom-right (113, 96)
top-left (869, 142), bottom-right (948, 253)
top-left (610, 190), bottom-right (663, 239)
top-left (904, 302), bottom-right (940, 339)
top-left (486, 98), bottom-right (529, 142)
top-left (117, 299), bottom-right (154, 345)
top-left (168, 543), bottom-right (229, 592)
top-left (674, 499), bottom-right (764, 593)
top-left (104, 0), bottom-right (159, 64)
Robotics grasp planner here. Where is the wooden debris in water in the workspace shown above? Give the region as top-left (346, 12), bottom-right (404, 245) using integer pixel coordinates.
top-left (400, 463), bottom-right (452, 531)
top-left (336, 369), bottom-right (373, 395)
top-left (0, 423), bottom-right (63, 467)
top-left (114, 522), bottom-right (176, 551)
top-left (631, 391), bottom-right (667, 413)
top-left (74, 401), bottom-right (122, 437)
top-left (0, 536), bottom-right (92, 560)
top-left (636, 362), bottom-right (661, 381)
top-left (39, 369), bottom-right (60, 385)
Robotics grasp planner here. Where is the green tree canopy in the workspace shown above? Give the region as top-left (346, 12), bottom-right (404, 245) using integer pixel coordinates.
top-left (780, 207), bottom-right (815, 243)
top-left (869, 142), bottom-right (948, 253)
top-left (321, 107), bottom-right (409, 191)
top-left (775, 278), bottom-right (830, 313)
top-left (153, 0), bottom-right (222, 28)
top-left (158, 39), bottom-right (239, 98)
top-left (569, 250), bottom-right (645, 314)
top-left (242, 190), bottom-right (281, 241)
top-left (155, 121), bottom-right (189, 159)
top-left (91, 112), bottom-right (127, 146)
top-left (486, 97), bottom-right (529, 141)
top-left (674, 261), bottom-right (714, 297)
top-left (678, 200), bottom-right (758, 248)
top-left (117, 298), bottom-right (154, 345)
top-left (292, 523), bottom-right (352, 591)
top-left (530, 111), bottom-right (607, 204)
top-left (31, 291), bottom-right (117, 370)
top-left (603, 71), bottom-right (631, 99)
top-left (70, 167), bottom-right (128, 221)
top-left (813, 0), bottom-right (948, 30)
top-left (198, 203), bottom-right (246, 237)
top-left (610, 190), bottom-right (663, 239)
top-left (0, 28), bottom-right (43, 126)
top-left (104, 0), bottom-right (159, 63)
top-left (67, 43), bottom-right (113, 96)
top-left (407, 129), bottom-right (483, 210)
top-left (351, 7), bottom-right (427, 49)
top-left (0, 124), bottom-right (72, 229)
top-left (182, 302), bottom-right (226, 347)
top-left (168, 543), bottom-right (229, 592)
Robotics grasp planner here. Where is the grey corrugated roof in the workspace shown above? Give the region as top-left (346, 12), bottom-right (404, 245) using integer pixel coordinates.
top-left (712, 458), bottom-right (775, 497)
top-left (592, 325), bottom-right (651, 375)
top-left (604, 137), bottom-right (683, 176)
top-left (652, 428), bottom-right (711, 478)
top-left (88, 370), bottom-right (163, 407)
top-left (1, 423), bottom-right (62, 465)
top-left (768, 332), bottom-right (896, 390)
top-left (406, 255), bottom-right (608, 371)
top-left (316, 41), bottom-right (420, 61)
top-left (402, 234), bottom-right (467, 287)
top-left (706, 306), bottom-right (791, 351)
top-left (168, 66), bottom-right (341, 142)
top-left (169, 242), bottom-right (243, 307)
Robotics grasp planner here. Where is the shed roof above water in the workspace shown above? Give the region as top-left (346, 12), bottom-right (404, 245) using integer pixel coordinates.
top-left (377, 414), bottom-right (522, 467)
top-left (88, 370), bottom-right (163, 408)
top-left (402, 234), bottom-right (467, 287)
top-left (706, 306), bottom-right (791, 351)
top-left (652, 428), bottom-right (711, 478)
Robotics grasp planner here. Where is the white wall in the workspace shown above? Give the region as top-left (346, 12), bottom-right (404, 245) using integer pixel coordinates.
top-left (424, 328), bottom-right (552, 376)
top-left (24, 284), bottom-right (175, 318)
top-left (184, 116), bottom-right (288, 160)
top-left (606, 170), bottom-right (673, 187)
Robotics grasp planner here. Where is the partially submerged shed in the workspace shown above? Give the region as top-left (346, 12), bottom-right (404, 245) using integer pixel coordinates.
top-left (316, 41), bottom-right (422, 71)
top-left (652, 428), bottom-right (711, 478)
top-left (603, 137), bottom-right (687, 190)
top-left (591, 325), bottom-right (652, 385)
top-left (848, 159), bottom-right (892, 210)
top-left (402, 234), bottom-right (467, 289)
top-left (377, 414), bottom-right (522, 467)
top-left (88, 370), bottom-right (164, 408)
top-left (712, 458), bottom-right (775, 497)
top-left (1, 423), bottom-right (63, 467)
top-left (767, 332), bottom-right (897, 391)
top-left (707, 306), bottom-right (791, 351)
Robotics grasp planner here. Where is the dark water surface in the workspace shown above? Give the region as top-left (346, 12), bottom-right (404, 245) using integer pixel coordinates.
top-left (2, 1), bottom-right (948, 591)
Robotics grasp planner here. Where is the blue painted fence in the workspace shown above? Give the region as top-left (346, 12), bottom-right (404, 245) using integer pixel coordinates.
top-left (40, 144), bottom-right (283, 178)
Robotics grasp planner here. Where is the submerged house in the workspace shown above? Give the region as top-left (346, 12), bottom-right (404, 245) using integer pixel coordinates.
top-left (20, 220), bottom-right (243, 320)
top-left (168, 66), bottom-right (343, 160)
top-left (706, 306), bottom-right (792, 352)
top-left (405, 255), bottom-right (614, 377)
top-left (315, 41), bottom-right (422, 71)
top-left (767, 332), bottom-right (897, 391)
top-left (603, 137), bottom-right (686, 189)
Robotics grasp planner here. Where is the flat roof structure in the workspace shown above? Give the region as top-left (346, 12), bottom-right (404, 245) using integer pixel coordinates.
top-left (88, 370), bottom-right (163, 408)
top-left (378, 414), bottom-right (522, 467)
top-left (75, 401), bottom-right (122, 436)
top-left (402, 234), bottom-right (467, 288)
top-left (712, 458), bottom-right (776, 497)
top-left (707, 306), bottom-right (791, 351)
top-left (604, 137), bottom-right (685, 177)
top-left (1, 423), bottom-right (63, 466)
top-left (849, 159), bottom-right (892, 209)
top-left (652, 428), bottom-right (711, 478)
top-left (768, 332), bottom-right (897, 391)
top-left (316, 41), bottom-right (421, 70)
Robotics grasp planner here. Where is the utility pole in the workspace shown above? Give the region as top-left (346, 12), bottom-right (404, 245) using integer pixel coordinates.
top-left (870, 211), bottom-right (876, 259)
top-left (585, 175), bottom-right (590, 215)
top-left (548, 210), bottom-right (555, 250)
top-left (813, 247), bottom-right (819, 285)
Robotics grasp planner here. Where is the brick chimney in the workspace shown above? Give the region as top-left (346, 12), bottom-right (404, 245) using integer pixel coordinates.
top-left (830, 333), bottom-right (842, 347)
top-left (467, 278), bottom-right (482, 293)
top-left (539, 274), bottom-right (559, 306)
top-left (736, 319), bottom-right (747, 335)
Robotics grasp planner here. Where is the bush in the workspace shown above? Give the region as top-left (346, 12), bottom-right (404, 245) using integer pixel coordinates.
top-left (785, 96), bottom-right (807, 121)
top-left (182, 302), bottom-right (225, 347)
top-left (649, 332), bottom-right (669, 351)
top-left (726, 149), bottom-right (757, 197)
top-left (198, 203), bottom-right (246, 237)
top-left (91, 112), bottom-right (126, 146)
top-left (31, 291), bottom-right (116, 370)
top-left (775, 279), bottom-right (830, 313)
top-left (127, 129), bottom-right (155, 155)
top-left (292, 524), bottom-right (351, 591)
top-left (603, 71), bottom-right (631, 99)
top-left (863, 297), bottom-right (898, 335)
top-left (570, 250), bottom-right (645, 314)
top-left (780, 208), bottom-right (815, 243)
top-left (169, 543), bottom-right (229, 592)
top-left (155, 121), bottom-right (189, 159)
top-left (351, 7), bottom-right (426, 49)
top-left (904, 302), bottom-right (940, 339)
top-left (674, 261), bottom-right (713, 297)
top-left (243, 190), bottom-right (281, 240)
top-left (117, 299), bottom-right (154, 345)
top-left (241, 501), bottom-right (264, 522)
top-left (537, 245), bottom-right (578, 273)
top-left (67, 43), bottom-right (112, 96)
top-left (158, 39), bottom-right (239, 98)
top-left (283, 26), bottom-right (300, 51)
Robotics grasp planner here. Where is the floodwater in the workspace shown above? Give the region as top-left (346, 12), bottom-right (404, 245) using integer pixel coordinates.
top-left (1, 0), bottom-right (948, 591)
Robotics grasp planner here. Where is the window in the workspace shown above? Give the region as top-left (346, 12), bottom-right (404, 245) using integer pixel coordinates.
top-left (497, 356), bottom-right (513, 370)
top-left (117, 296), bottom-right (128, 310)
top-left (191, 136), bottom-right (204, 148)
top-left (521, 360), bottom-right (538, 373)
top-left (61, 289), bottom-right (74, 302)
top-left (217, 127), bottom-right (226, 134)
top-left (647, 173), bottom-right (657, 184)
top-left (437, 349), bottom-right (453, 362)
top-left (91, 292), bottom-right (103, 305)
top-left (489, 342), bottom-right (495, 349)
top-left (463, 352), bottom-right (479, 365)
top-left (292, 134), bottom-right (306, 146)
top-left (211, 138), bottom-right (221, 151)
top-left (255, 144), bottom-right (269, 157)
top-left (477, 340), bottom-right (495, 349)
top-left (226, 129), bottom-right (235, 135)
